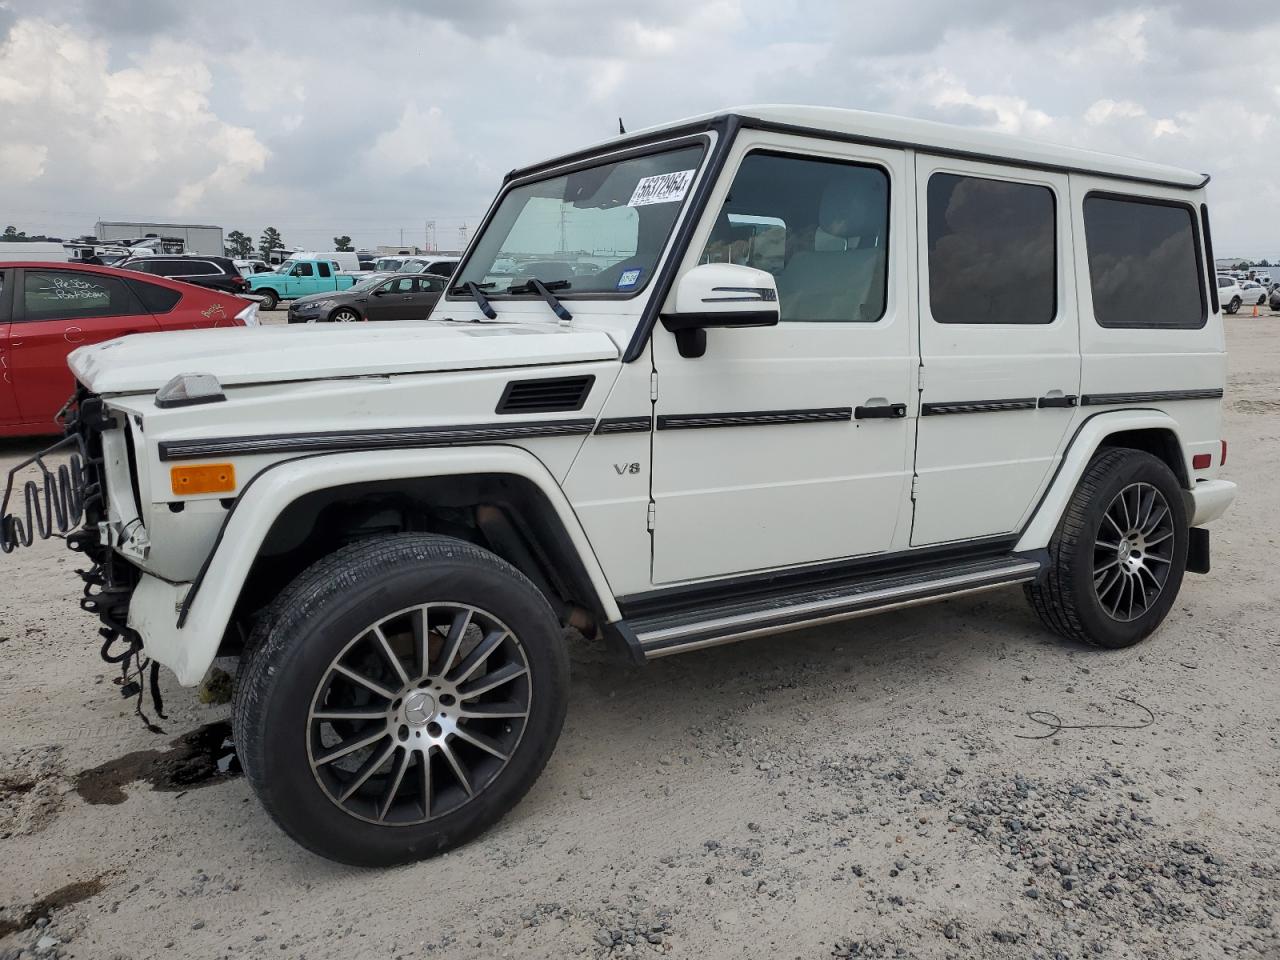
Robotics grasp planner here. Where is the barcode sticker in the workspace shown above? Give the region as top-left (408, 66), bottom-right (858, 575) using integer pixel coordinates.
top-left (628, 170), bottom-right (696, 206)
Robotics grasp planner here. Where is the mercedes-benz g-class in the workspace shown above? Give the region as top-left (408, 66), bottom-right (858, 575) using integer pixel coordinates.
top-left (2, 106), bottom-right (1236, 865)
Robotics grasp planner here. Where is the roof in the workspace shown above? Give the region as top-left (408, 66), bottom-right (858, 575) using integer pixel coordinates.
top-left (563, 104), bottom-right (1208, 190)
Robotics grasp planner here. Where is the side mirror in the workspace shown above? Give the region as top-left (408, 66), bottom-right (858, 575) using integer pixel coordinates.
top-left (660, 263), bottom-right (779, 358)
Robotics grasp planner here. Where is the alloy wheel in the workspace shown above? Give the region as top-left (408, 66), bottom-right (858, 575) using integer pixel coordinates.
top-left (306, 603), bottom-right (532, 826)
top-left (1092, 482), bottom-right (1175, 622)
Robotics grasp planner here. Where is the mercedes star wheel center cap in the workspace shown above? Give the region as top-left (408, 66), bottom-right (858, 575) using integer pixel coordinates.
top-left (404, 691), bottom-right (436, 726)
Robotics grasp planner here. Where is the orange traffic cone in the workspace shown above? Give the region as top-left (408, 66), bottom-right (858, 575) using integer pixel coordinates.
top-left (1253, 303), bottom-right (1260, 317)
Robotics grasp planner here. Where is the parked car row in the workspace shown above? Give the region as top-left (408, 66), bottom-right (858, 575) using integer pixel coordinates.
top-left (0, 261), bottom-right (258, 437)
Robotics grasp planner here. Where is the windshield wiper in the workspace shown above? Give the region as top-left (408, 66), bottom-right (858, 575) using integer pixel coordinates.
top-left (506, 279), bottom-right (573, 323)
top-left (453, 281), bottom-right (497, 319)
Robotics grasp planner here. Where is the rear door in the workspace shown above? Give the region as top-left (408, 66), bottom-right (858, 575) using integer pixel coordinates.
top-left (9, 268), bottom-right (160, 425)
top-left (0, 269), bottom-right (16, 427)
top-left (409, 275), bottom-right (445, 318)
top-left (911, 157), bottom-right (1080, 545)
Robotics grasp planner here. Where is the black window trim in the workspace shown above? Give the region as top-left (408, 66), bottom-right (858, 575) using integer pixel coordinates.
top-left (444, 131), bottom-right (716, 309)
top-left (12, 266), bottom-right (146, 324)
top-left (485, 112), bottom-right (1209, 363)
top-left (1200, 204), bottom-right (1218, 314)
top-left (1083, 190), bottom-right (1208, 331)
top-left (718, 146), bottom-right (893, 325)
top-left (924, 169), bottom-right (1059, 326)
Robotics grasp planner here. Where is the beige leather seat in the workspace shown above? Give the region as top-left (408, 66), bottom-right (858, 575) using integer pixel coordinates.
top-left (776, 177), bottom-right (888, 322)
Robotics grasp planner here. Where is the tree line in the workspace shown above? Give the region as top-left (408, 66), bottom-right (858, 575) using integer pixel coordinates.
top-left (225, 228), bottom-right (354, 260)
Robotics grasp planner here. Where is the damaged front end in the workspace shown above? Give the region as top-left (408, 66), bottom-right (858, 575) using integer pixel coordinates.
top-left (2, 390), bottom-right (162, 728)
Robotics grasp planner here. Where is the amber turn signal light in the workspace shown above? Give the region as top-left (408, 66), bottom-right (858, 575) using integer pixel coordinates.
top-left (170, 463), bottom-right (236, 496)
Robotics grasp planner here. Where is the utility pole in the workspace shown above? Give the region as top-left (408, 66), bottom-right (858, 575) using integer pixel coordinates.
top-left (559, 207), bottom-right (568, 254)
top-left (426, 220), bottom-right (436, 253)
top-left (457, 222), bottom-right (468, 250)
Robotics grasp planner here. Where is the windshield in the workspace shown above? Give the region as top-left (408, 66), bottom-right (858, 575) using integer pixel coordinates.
top-left (349, 274), bottom-right (388, 292)
top-left (452, 142), bottom-right (705, 297)
top-left (277, 259), bottom-right (295, 274)
top-left (376, 257), bottom-right (405, 271)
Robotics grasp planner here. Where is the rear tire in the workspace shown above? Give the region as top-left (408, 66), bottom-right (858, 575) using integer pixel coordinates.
top-left (1025, 449), bottom-right (1187, 649)
top-left (234, 533), bottom-right (569, 866)
top-left (1226, 296), bottom-right (1241, 315)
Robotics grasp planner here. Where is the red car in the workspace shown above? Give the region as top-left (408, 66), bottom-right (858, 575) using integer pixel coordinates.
top-left (0, 262), bottom-right (259, 437)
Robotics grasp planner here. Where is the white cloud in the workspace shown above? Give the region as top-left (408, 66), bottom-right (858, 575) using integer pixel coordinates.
top-left (0, 141), bottom-right (47, 182)
top-left (0, 19), bottom-right (267, 213)
top-left (364, 103), bottom-right (459, 177)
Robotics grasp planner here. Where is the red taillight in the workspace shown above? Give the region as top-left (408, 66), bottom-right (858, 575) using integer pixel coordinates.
top-left (1192, 453), bottom-right (1211, 470)
top-left (233, 276), bottom-right (248, 290)
top-left (1220, 440), bottom-right (1228, 466)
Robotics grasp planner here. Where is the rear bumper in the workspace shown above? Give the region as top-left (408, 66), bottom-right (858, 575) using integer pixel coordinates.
top-left (1185, 478), bottom-right (1237, 526)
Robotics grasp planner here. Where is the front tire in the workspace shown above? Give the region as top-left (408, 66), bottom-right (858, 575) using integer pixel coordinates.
top-left (330, 307), bottom-right (361, 323)
top-left (258, 289), bottom-right (279, 311)
top-left (234, 534), bottom-right (569, 866)
top-left (1025, 449), bottom-right (1187, 649)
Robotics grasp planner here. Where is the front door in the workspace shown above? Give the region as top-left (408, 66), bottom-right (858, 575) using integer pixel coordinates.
top-left (651, 136), bottom-right (915, 584)
top-left (911, 157), bottom-right (1081, 545)
top-left (9, 268), bottom-right (159, 427)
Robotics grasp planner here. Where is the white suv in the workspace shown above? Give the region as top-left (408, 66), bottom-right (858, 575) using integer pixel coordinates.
top-left (4, 105), bottom-right (1236, 866)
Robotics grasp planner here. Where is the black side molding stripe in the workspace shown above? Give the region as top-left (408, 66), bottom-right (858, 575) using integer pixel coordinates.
top-left (159, 420), bottom-right (595, 461)
top-left (656, 407), bottom-right (851, 431)
top-left (921, 398), bottom-right (1037, 416)
top-left (594, 416), bottom-right (652, 435)
top-left (1080, 388), bottom-right (1224, 406)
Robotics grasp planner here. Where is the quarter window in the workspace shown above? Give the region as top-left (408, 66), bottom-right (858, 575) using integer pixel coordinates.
top-left (22, 271), bottom-right (140, 321)
top-left (927, 173), bottom-right (1056, 324)
top-left (700, 151), bottom-right (890, 323)
top-left (125, 278), bottom-right (182, 313)
top-left (1083, 195), bottom-right (1206, 329)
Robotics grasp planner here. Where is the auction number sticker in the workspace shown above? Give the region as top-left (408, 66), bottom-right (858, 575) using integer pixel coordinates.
top-left (629, 169), bottom-right (696, 206)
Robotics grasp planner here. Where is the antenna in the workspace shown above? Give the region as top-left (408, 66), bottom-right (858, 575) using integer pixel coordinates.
top-left (618, 117), bottom-right (625, 135)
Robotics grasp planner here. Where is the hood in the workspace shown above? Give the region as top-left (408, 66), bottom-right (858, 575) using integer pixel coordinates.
top-left (68, 320), bottom-right (620, 395)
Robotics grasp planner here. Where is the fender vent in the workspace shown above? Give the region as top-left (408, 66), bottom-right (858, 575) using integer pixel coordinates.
top-left (496, 375), bottom-right (595, 414)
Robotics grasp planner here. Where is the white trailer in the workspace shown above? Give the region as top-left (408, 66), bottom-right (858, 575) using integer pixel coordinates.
top-left (95, 221), bottom-right (225, 257)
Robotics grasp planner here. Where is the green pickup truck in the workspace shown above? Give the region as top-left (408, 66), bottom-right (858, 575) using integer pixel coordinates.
top-left (247, 258), bottom-right (362, 310)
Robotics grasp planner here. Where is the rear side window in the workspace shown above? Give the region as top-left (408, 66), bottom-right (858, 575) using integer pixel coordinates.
top-left (427, 261), bottom-right (457, 277)
top-left (125, 278), bottom-right (182, 313)
top-left (1083, 195), bottom-right (1206, 329)
top-left (317, 262), bottom-right (332, 278)
top-left (927, 173), bottom-right (1056, 324)
top-left (22, 270), bottom-right (141, 321)
top-left (179, 261), bottom-right (219, 276)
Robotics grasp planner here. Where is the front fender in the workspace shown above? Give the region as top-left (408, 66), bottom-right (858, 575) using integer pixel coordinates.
top-left (1015, 409), bottom-right (1186, 553)
top-left (128, 446), bottom-right (619, 686)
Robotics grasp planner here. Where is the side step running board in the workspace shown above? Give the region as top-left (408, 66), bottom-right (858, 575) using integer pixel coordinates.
top-left (623, 555), bottom-right (1041, 660)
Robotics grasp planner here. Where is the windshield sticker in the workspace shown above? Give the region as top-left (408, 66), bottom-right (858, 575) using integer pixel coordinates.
top-left (617, 268), bottom-right (642, 290)
top-left (628, 170), bottom-right (696, 207)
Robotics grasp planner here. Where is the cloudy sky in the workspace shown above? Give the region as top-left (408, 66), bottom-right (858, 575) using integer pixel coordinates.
top-left (1, 0), bottom-right (1276, 258)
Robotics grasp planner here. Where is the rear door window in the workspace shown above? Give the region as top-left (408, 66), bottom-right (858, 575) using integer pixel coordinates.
top-left (926, 173), bottom-right (1057, 324)
top-left (21, 270), bottom-right (142, 321)
top-left (317, 262), bottom-right (332, 278)
top-left (1083, 195), bottom-right (1206, 329)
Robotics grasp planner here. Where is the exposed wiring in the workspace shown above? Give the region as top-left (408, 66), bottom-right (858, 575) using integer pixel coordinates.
top-left (1015, 696), bottom-right (1155, 740)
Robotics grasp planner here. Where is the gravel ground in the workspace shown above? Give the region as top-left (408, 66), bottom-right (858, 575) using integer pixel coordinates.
top-left (1, 313), bottom-right (1278, 960)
